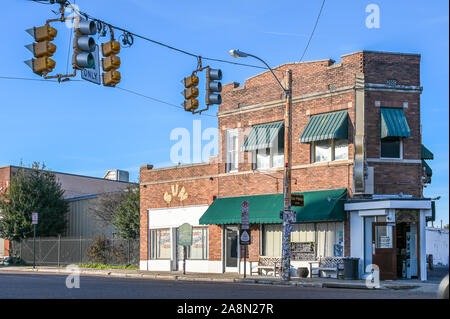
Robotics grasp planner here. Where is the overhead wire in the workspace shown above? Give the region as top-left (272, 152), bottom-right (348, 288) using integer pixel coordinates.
top-left (299, 0), bottom-right (326, 62)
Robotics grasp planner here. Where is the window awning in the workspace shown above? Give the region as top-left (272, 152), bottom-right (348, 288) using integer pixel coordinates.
top-left (299, 110), bottom-right (348, 143)
top-left (422, 160), bottom-right (432, 177)
top-left (199, 188), bottom-right (347, 225)
top-left (380, 108), bottom-right (411, 139)
top-left (421, 144), bottom-right (434, 160)
top-left (241, 120), bottom-right (284, 151)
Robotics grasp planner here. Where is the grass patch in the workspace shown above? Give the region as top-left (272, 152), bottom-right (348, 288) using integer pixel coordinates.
top-left (78, 264), bottom-right (138, 270)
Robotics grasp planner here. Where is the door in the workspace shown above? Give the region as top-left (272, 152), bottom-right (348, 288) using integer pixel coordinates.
top-left (372, 222), bottom-right (397, 280)
top-left (225, 227), bottom-right (239, 272)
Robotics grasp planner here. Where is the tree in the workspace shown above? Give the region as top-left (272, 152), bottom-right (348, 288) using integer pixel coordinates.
top-left (0, 162), bottom-right (68, 240)
top-left (112, 186), bottom-right (140, 240)
top-left (90, 191), bottom-right (126, 225)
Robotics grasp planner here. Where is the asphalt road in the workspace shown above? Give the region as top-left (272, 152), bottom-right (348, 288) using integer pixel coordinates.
top-left (0, 272), bottom-right (438, 299)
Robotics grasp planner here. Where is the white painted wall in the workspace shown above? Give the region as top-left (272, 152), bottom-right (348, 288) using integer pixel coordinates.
top-left (350, 212), bottom-right (364, 277)
top-left (149, 205), bottom-right (208, 228)
top-left (426, 227), bottom-right (449, 266)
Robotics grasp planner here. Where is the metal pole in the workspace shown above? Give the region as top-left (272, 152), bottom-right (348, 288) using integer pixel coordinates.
top-left (57, 235), bottom-right (61, 267)
top-left (244, 245), bottom-right (247, 279)
top-left (281, 70), bottom-right (293, 281)
top-left (33, 224), bottom-right (36, 269)
top-left (183, 246), bottom-right (187, 275)
top-left (79, 235), bottom-right (82, 264)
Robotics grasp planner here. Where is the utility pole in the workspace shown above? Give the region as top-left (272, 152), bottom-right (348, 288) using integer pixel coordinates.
top-left (281, 70), bottom-right (293, 281)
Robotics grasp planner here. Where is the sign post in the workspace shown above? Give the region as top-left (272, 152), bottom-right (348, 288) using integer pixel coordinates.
top-left (240, 201), bottom-right (250, 278)
top-left (32, 212), bottom-right (38, 269)
top-left (178, 223), bottom-right (193, 275)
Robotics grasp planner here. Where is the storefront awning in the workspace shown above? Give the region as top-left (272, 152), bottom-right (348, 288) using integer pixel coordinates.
top-left (299, 110), bottom-right (348, 143)
top-left (241, 120), bottom-right (284, 151)
top-left (199, 188), bottom-right (347, 225)
top-left (380, 108), bottom-right (411, 139)
top-left (421, 144), bottom-right (434, 160)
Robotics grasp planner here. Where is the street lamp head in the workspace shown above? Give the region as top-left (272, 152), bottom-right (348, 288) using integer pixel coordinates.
top-left (229, 49), bottom-right (248, 58)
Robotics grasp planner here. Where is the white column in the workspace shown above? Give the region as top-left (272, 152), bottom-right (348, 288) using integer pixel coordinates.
top-left (420, 209), bottom-right (431, 281)
top-left (350, 211), bottom-right (364, 278)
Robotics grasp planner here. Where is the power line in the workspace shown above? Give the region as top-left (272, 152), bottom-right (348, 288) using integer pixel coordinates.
top-left (57, 1), bottom-right (268, 71)
top-left (299, 0), bottom-right (326, 62)
top-left (0, 75), bottom-right (216, 118)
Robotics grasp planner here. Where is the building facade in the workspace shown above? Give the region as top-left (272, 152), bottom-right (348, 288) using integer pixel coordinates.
top-left (0, 165), bottom-right (134, 258)
top-left (139, 51), bottom-right (435, 280)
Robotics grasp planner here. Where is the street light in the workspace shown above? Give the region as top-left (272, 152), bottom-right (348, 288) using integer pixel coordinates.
top-left (230, 49), bottom-right (294, 281)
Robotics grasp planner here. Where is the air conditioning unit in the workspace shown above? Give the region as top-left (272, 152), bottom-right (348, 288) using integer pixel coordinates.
top-left (104, 169), bottom-right (129, 182)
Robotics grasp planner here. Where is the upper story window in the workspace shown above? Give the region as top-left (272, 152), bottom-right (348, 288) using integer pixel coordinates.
top-left (311, 139), bottom-right (348, 163)
top-left (380, 108), bottom-right (411, 159)
top-left (241, 121), bottom-right (285, 170)
top-left (226, 129), bottom-right (239, 173)
top-left (299, 110), bottom-right (349, 164)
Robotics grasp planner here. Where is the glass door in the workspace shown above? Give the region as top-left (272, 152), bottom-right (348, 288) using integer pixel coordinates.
top-left (225, 227), bottom-right (239, 272)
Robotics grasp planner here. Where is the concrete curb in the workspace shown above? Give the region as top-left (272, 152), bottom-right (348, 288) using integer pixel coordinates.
top-left (0, 267), bottom-right (426, 290)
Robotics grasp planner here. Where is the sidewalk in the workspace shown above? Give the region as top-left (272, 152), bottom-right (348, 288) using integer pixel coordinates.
top-left (0, 265), bottom-right (439, 292)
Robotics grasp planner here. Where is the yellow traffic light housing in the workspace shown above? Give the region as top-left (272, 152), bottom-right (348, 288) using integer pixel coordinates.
top-left (25, 24), bottom-right (58, 75)
top-left (182, 74), bottom-right (199, 112)
top-left (101, 40), bottom-right (121, 87)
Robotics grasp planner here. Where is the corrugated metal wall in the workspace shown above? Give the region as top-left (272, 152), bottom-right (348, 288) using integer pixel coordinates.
top-left (66, 198), bottom-right (115, 238)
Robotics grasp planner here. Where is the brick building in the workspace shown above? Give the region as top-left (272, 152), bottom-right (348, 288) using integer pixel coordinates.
top-left (139, 50), bottom-right (435, 280)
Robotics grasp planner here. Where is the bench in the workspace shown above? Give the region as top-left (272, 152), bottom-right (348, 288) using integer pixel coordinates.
top-left (308, 257), bottom-right (344, 278)
top-left (251, 256), bottom-right (281, 276)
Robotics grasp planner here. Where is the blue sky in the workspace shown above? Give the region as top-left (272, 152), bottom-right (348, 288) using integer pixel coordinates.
top-left (0, 0), bottom-right (448, 225)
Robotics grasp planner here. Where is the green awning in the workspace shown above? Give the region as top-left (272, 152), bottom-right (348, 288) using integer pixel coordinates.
top-left (199, 188), bottom-right (347, 225)
top-left (421, 144), bottom-right (434, 160)
top-left (380, 108), bottom-right (411, 138)
top-left (299, 110), bottom-right (348, 143)
top-left (241, 120), bottom-right (284, 151)
top-left (422, 160), bottom-right (432, 176)
top-left (427, 201), bottom-right (436, 223)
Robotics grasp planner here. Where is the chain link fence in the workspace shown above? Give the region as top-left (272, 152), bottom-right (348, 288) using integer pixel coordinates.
top-left (9, 237), bottom-right (139, 267)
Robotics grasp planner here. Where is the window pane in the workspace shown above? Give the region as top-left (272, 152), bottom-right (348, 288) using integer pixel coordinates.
top-left (272, 152), bottom-right (284, 168)
top-left (156, 229), bottom-right (171, 259)
top-left (315, 140), bottom-right (332, 162)
top-left (375, 225), bottom-right (393, 248)
top-left (189, 228), bottom-right (208, 260)
top-left (257, 148), bottom-right (271, 169)
top-left (381, 137), bottom-right (400, 158)
top-left (226, 131), bottom-right (238, 172)
top-left (334, 139), bottom-right (348, 160)
top-left (263, 224), bottom-right (282, 256)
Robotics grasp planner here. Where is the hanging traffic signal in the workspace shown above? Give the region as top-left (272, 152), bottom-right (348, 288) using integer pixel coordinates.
top-left (205, 68), bottom-right (222, 105)
top-left (25, 25), bottom-right (58, 75)
top-left (74, 20), bottom-right (97, 69)
top-left (182, 74), bottom-right (199, 111)
top-left (101, 40), bottom-right (121, 87)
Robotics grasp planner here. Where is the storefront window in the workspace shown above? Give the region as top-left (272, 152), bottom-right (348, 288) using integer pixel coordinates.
top-left (187, 227), bottom-right (208, 260)
top-left (262, 222), bottom-right (344, 258)
top-left (151, 229), bottom-right (171, 259)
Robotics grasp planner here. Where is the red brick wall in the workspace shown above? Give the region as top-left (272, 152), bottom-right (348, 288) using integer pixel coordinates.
top-left (140, 51), bottom-right (423, 263)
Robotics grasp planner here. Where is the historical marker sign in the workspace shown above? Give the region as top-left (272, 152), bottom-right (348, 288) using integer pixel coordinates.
top-left (178, 223), bottom-right (193, 246)
top-left (291, 194), bottom-right (304, 207)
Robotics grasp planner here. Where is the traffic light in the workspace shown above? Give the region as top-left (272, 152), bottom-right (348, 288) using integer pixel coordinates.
top-left (182, 74), bottom-right (199, 111)
top-left (205, 68), bottom-right (222, 105)
top-left (101, 40), bottom-right (121, 87)
top-left (74, 20), bottom-right (97, 69)
top-left (25, 24), bottom-right (57, 75)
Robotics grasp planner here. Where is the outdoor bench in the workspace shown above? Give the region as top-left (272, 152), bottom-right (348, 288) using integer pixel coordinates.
top-left (308, 256), bottom-right (344, 278)
top-left (251, 256), bottom-right (281, 276)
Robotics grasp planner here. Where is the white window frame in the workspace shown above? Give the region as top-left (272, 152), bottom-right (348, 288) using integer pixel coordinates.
top-left (254, 147), bottom-right (284, 170)
top-left (226, 129), bottom-right (239, 173)
top-left (380, 137), bottom-right (403, 160)
top-left (311, 139), bottom-right (348, 163)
